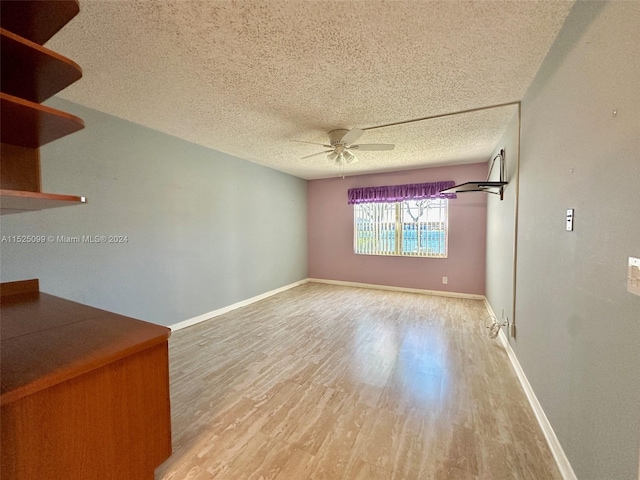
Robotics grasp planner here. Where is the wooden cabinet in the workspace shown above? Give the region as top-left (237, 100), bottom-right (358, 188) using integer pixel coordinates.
top-left (1, 280), bottom-right (173, 479)
top-left (0, 3), bottom-right (173, 478)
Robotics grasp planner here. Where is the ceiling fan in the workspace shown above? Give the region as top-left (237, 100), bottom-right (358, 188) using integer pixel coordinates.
top-left (293, 128), bottom-right (394, 166)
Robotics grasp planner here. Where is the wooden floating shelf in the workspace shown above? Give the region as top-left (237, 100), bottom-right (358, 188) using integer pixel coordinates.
top-left (0, 93), bottom-right (84, 148)
top-left (0, 0), bottom-right (80, 45)
top-left (0, 189), bottom-right (86, 215)
top-left (1, 29), bottom-right (82, 103)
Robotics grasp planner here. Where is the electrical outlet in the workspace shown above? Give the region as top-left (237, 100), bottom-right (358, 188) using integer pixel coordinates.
top-left (442, 276), bottom-right (448, 284)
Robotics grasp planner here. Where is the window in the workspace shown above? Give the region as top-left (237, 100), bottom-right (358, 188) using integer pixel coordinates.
top-left (354, 199), bottom-right (448, 257)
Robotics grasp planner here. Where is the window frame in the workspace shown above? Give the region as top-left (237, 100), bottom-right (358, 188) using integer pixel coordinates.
top-left (353, 198), bottom-right (449, 258)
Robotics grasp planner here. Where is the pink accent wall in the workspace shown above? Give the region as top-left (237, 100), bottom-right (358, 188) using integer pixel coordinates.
top-left (308, 163), bottom-right (488, 295)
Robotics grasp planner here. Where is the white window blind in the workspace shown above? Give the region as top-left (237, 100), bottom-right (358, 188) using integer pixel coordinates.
top-left (354, 199), bottom-right (448, 258)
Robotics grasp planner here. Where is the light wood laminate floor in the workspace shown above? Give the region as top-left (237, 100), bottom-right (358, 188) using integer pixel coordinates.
top-left (156, 283), bottom-right (560, 480)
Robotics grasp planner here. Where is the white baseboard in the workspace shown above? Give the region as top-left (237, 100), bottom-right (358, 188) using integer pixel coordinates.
top-left (170, 277), bottom-right (479, 332)
top-left (308, 278), bottom-right (484, 300)
top-left (169, 279), bottom-right (309, 331)
top-left (483, 299), bottom-right (577, 480)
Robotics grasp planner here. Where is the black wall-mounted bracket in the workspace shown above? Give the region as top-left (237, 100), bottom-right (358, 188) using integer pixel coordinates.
top-left (439, 149), bottom-right (507, 200)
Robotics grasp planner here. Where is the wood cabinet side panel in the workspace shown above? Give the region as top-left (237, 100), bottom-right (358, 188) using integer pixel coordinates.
top-left (0, 144), bottom-right (40, 192)
top-left (0, 279), bottom-right (39, 298)
top-left (1, 342), bottom-right (172, 480)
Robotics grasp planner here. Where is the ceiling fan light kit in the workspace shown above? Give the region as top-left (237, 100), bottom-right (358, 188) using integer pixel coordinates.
top-left (295, 127), bottom-right (395, 168)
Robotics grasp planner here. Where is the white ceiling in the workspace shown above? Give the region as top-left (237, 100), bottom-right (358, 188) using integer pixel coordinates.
top-left (49, 0), bottom-right (574, 180)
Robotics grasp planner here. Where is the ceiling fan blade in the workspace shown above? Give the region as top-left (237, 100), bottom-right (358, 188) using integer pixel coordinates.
top-left (291, 140), bottom-right (332, 148)
top-left (301, 150), bottom-right (333, 160)
top-left (340, 128), bottom-right (364, 145)
top-left (351, 144), bottom-right (395, 151)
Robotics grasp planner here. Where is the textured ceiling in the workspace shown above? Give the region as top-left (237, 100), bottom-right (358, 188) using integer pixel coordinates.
top-left (48, 1), bottom-right (574, 179)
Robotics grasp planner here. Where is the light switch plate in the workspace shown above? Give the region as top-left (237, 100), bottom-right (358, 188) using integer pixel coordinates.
top-left (628, 257), bottom-right (640, 296)
top-left (566, 209), bottom-right (574, 231)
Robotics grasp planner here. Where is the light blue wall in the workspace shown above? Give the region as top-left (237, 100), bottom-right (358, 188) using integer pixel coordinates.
top-left (487, 2), bottom-right (640, 478)
top-left (0, 98), bottom-right (308, 327)
top-left (485, 112), bottom-right (519, 327)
